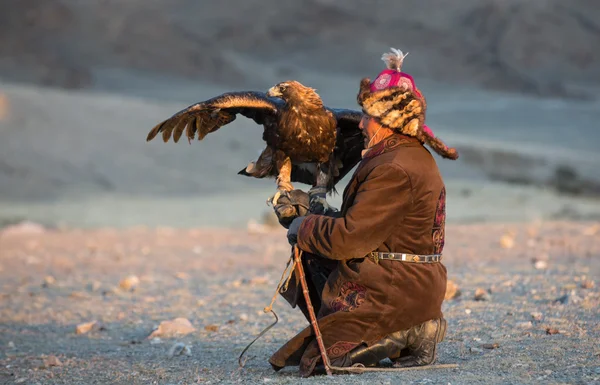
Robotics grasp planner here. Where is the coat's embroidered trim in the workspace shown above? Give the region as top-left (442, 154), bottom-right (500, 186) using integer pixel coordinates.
top-left (330, 282), bottom-right (367, 312)
top-left (432, 187), bottom-right (446, 254)
top-left (327, 340), bottom-right (360, 358)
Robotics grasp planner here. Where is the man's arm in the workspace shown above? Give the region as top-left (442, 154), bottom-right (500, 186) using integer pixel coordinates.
top-left (296, 164), bottom-right (413, 260)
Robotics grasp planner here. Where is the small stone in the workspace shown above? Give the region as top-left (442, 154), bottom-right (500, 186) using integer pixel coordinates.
top-left (249, 276), bottom-right (269, 285)
top-left (534, 260), bottom-right (548, 270)
top-left (192, 246), bottom-right (204, 254)
top-left (76, 321), bottom-right (98, 335)
top-left (168, 342), bottom-right (192, 357)
top-left (482, 343), bottom-right (500, 349)
top-left (8, 341), bottom-right (15, 349)
top-left (581, 280), bottom-right (595, 289)
top-left (87, 281), bottom-right (102, 292)
top-left (583, 224), bottom-right (599, 236)
top-left (474, 288), bottom-right (490, 301)
top-left (531, 312), bottom-right (543, 321)
top-left (465, 309), bottom-right (472, 315)
top-left (500, 234), bottom-right (515, 249)
top-left (15, 378), bottom-right (27, 384)
top-left (231, 280), bottom-right (242, 288)
top-left (553, 294), bottom-right (570, 305)
top-left (544, 370), bottom-right (552, 375)
top-left (175, 272), bottom-right (189, 280)
top-left (119, 275), bottom-right (140, 291)
top-left (148, 318), bottom-right (196, 338)
top-left (546, 328), bottom-right (560, 335)
top-left (42, 276), bottom-right (56, 287)
top-left (150, 337), bottom-right (162, 345)
top-left (70, 291), bottom-right (89, 299)
top-left (516, 321), bottom-right (533, 329)
top-left (562, 284), bottom-right (577, 291)
top-left (42, 355), bottom-right (62, 368)
top-left (470, 347), bottom-right (484, 354)
top-left (204, 324), bottom-right (219, 332)
top-left (239, 313), bottom-right (249, 322)
top-left (445, 280), bottom-right (461, 300)
top-left (1, 221), bottom-right (46, 236)
top-left (196, 299), bottom-right (207, 307)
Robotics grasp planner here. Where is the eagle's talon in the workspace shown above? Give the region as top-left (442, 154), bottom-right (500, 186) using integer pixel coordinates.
top-left (267, 189), bottom-right (291, 207)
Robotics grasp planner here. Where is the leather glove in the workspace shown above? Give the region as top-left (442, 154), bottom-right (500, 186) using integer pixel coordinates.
top-left (287, 216), bottom-right (306, 245)
top-left (273, 189), bottom-right (310, 229)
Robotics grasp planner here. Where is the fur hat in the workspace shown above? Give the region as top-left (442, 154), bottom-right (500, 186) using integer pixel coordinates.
top-left (357, 48), bottom-right (458, 160)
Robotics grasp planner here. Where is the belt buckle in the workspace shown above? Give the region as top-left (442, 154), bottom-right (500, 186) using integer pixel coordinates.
top-left (371, 252), bottom-right (379, 265)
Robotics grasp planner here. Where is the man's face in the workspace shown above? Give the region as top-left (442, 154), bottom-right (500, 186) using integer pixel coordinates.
top-left (359, 115), bottom-right (379, 145)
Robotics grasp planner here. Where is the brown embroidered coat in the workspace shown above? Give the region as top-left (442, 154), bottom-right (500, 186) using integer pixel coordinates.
top-left (269, 133), bottom-right (448, 377)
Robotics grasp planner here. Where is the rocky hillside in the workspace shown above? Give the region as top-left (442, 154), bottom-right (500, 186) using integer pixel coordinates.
top-left (1, 0), bottom-right (599, 97)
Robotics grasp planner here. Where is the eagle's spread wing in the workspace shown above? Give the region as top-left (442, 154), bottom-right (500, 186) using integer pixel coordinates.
top-left (291, 108), bottom-right (364, 191)
top-left (146, 91), bottom-right (284, 143)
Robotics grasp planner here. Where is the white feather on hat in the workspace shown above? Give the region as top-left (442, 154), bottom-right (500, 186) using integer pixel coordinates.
top-left (381, 48), bottom-right (409, 71)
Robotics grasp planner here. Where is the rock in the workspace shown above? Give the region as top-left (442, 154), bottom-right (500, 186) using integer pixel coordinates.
top-left (470, 347), bottom-right (484, 354)
top-left (516, 321), bottom-right (533, 329)
top-left (474, 288), bottom-right (491, 301)
top-left (499, 234), bottom-right (515, 249)
top-left (482, 343), bottom-right (500, 349)
top-left (8, 341), bottom-right (15, 349)
top-left (581, 280), bottom-right (595, 289)
top-left (42, 276), bottom-right (56, 288)
top-left (168, 342), bottom-right (192, 357)
top-left (546, 328), bottom-right (560, 335)
top-left (175, 272), bottom-right (189, 280)
top-left (531, 312), bottom-right (543, 321)
top-left (150, 337), bottom-right (162, 345)
top-left (204, 324), bottom-right (219, 332)
top-left (76, 321), bottom-right (98, 335)
top-left (0, 93), bottom-right (9, 121)
top-left (119, 275), bottom-right (140, 291)
top-left (445, 280), bottom-right (461, 300)
top-left (148, 318), bottom-right (196, 338)
top-left (553, 294), bottom-right (570, 305)
top-left (249, 276), bottom-right (269, 285)
top-left (533, 260), bottom-right (548, 270)
top-left (42, 355), bottom-right (62, 368)
top-left (1, 221), bottom-right (46, 236)
top-left (239, 313), bottom-right (249, 322)
top-left (87, 281), bottom-right (102, 292)
top-left (583, 224), bottom-right (599, 236)
top-left (465, 308), bottom-right (472, 315)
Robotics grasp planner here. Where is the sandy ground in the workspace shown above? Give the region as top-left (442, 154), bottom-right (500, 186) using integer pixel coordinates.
top-left (1, 221), bottom-right (599, 384)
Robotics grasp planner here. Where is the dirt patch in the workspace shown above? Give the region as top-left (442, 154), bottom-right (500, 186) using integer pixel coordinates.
top-left (0, 222), bottom-right (599, 383)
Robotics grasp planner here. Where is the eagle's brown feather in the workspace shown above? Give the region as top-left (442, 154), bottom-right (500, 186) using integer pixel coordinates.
top-left (146, 83), bottom-right (365, 193)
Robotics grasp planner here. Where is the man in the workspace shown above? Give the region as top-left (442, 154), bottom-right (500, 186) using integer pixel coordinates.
top-left (269, 48), bottom-right (459, 377)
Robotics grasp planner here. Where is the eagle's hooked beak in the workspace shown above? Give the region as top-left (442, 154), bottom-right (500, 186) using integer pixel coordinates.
top-left (266, 86), bottom-right (282, 98)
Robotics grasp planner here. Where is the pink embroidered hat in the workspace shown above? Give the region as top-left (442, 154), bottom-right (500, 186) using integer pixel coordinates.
top-left (357, 48), bottom-right (458, 160)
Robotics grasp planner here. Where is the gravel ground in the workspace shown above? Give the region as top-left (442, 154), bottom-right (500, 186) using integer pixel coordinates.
top-left (1, 221), bottom-right (599, 384)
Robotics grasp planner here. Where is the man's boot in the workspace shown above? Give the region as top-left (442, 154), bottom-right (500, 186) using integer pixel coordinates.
top-left (327, 317), bottom-right (447, 369)
top-left (392, 317), bottom-right (447, 367)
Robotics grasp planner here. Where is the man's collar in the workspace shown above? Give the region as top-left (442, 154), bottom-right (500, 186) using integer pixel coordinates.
top-left (361, 133), bottom-right (420, 159)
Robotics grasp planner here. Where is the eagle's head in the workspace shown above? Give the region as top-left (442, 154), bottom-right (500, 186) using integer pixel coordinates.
top-left (267, 81), bottom-right (323, 108)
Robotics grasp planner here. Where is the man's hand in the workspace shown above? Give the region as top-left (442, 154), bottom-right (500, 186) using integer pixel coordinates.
top-left (287, 216), bottom-right (306, 245)
top-left (273, 189), bottom-right (310, 229)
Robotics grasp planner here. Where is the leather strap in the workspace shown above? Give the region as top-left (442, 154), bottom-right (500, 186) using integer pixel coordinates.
top-left (369, 252), bottom-right (442, 264)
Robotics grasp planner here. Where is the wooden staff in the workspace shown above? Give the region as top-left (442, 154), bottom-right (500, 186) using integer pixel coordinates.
top-left (293, 244), bottom-right (333, 376)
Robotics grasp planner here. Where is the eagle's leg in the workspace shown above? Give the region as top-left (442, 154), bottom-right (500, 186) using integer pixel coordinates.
top-left (308, 164), bottom-right (335, 215)
top-left (267, 156), bottom-right (294, 206)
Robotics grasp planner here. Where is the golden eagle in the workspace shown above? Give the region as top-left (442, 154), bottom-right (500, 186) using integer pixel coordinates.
top-left (146, 80), bottom-right (364, 212)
